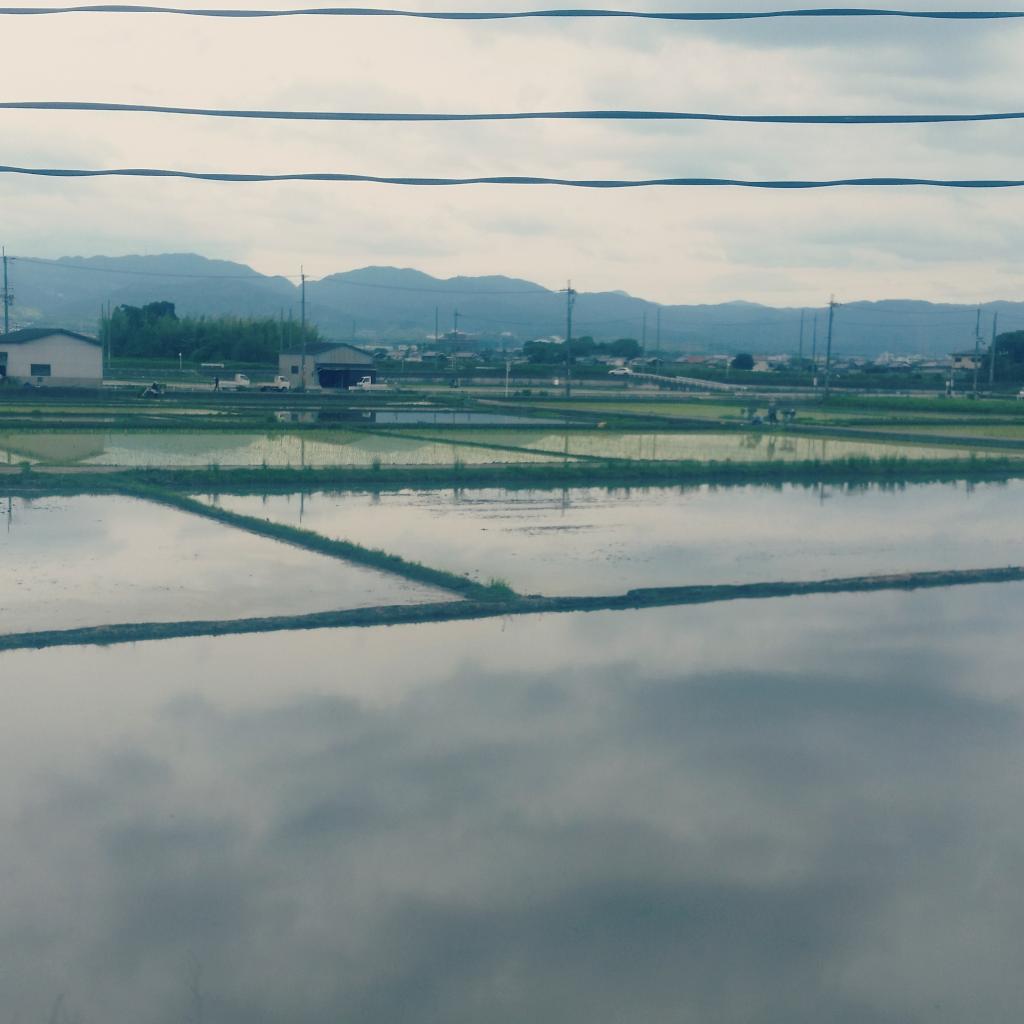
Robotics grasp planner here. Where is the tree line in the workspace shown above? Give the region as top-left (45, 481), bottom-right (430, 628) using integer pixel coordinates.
top-left (100, 301), bottom-right (319, 363)
top-left (522, 336), bottom-right (642, 364)
top-left (988, 331), bottom-right (1024, 381)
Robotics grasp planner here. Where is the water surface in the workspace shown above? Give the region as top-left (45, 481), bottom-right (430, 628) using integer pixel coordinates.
top-left (0, 495), bottom-right (453, 633)
top-left (206, 480), bottom-right (1024, 595)
top-left (406, 428), bottom-right (1018, 462)
top-left (2, 587), bottom-right (1024, 1021)
top-left (0, 430), bottom-right (569, 468)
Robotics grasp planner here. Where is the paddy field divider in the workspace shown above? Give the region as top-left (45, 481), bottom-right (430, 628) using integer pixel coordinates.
top-left (4, 565), bottom-right (1023, 653)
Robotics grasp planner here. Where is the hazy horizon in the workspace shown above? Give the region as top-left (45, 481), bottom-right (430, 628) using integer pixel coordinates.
top-left (3, 0), bottom-right (1024, 306)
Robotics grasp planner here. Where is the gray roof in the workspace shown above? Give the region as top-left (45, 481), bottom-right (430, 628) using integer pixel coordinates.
top-left (0, 327), bottom-right (100, 347)
top-left (280, 341), bottom-right (373, 359)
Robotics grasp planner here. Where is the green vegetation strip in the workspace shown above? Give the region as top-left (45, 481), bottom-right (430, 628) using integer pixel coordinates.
top-left (4, 565), bottom-right (1023, 653)
top-left (124, 484), bottom-right (513, 602)
top-left (6, 454), bottom-right (1024, 495)
top-left (356, 425), bottom-right (606, 461)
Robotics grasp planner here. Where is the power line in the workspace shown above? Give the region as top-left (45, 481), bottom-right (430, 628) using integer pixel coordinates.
top-left (9, 101), bottom-right (1024, 126)
top-left (1, 5), bottom-right (1022, 20)
top-left (6, 166), bottom-right (1024, 187)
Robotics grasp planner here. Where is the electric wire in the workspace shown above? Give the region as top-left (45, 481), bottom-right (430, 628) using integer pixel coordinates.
top-left (6, 166), bottom-right (1024, 187)
top-left (1, 5), bottom-right (1022, 20)
top-left (7, 101), bottom-right (1024, 125)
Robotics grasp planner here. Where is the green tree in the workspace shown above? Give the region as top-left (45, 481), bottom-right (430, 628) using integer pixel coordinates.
top-left (103, 303), bottom-right (319, 363)
top-left (989, 331), bottom-right (1024, 382)
top-left (608, 338), bottom-right (641, 359)
top-left (731, 352), bottom-right (755, 371)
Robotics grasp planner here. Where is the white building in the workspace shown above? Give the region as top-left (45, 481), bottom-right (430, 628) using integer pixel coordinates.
top-left (0, 328), bottom-right (103, 387)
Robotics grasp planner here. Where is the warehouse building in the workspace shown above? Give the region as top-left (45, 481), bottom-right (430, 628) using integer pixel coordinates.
top-left (0, 328), bottom-right (103, 387)
top-left (279, 342), bottom-right (376, 390)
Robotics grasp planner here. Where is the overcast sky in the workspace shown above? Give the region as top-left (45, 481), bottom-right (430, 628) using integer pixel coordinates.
top-left (3, 0), bottom-right (1024, 305)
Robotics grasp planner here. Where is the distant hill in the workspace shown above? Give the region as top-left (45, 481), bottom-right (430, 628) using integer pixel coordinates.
top-left (5, 253), bottom-right (1022, 358)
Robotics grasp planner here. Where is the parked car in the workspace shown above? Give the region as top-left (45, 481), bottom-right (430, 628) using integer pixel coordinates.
top-left (608, 367), bottom-right (633, 376)
top-left (349, 376), bottom-right (391, 392)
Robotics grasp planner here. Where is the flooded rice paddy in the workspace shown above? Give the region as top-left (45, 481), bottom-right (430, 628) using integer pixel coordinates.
top-left (206, 480), bottom-right (1024, 595)
top-left (0, 430), bottom-right (568, 467)
top-left (3, 586), bottom-right (1024, 1022)
top-left (1, 426), bottom-right (1014, 469)
top-left (397, 428), bottom-right (1019, 461)
top-left (0, 495), bottom-right (453, 633)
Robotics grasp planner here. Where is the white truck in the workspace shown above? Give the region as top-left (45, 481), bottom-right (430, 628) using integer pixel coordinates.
top-left (349, 376), bottom-right (391, 392)
top-left (260, 375), bottom-right (291, 393)
top-left (216, 373), bottom-right (250, 391)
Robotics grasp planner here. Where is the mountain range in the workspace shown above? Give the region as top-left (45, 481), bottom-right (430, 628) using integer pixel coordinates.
top-left (5, 252), bottom-right (1022, 358)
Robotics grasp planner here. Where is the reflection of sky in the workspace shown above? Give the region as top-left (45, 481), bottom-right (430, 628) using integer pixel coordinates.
top-left (0, 430), bottom-right (566, 467)
top-left (0, 446), bottom-right (37, 465)
top-left (408, 430), bottom-right (1022, 463)
top-left (0, 495), bottom-right (452, 633)
top-left (208, 481), bottom-right (1024, 595)
top-left (2, 585), bottom-right (1024, 1022)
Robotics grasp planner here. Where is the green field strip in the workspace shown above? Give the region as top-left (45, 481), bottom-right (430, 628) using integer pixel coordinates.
top-left (125, 484), bottom-right (514, 602)
top-left (4, 564), bottom-right (1023, 653)
top-left (6, 454), bottom-right (1024, 495)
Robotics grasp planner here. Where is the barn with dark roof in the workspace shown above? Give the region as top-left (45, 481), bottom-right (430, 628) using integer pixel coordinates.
top-left (279, 341), bottom-right (375, 390)
top-left (0, 328), bottom-right (103, 387)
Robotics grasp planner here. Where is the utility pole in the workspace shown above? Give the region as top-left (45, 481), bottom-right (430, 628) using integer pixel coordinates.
top-left (641, 310), bottom-right (647, 355)
top-left (990, 312), bottom-right (999, 387)
top-left (2, 247), bottom-right (11, 335)
top-left (972, 306), bottom-right (982, 396)
top-left (452, 310), bottom-right (459, 375)
top-left (824, 297), bottom-right (839, 399)
top-left (299, 267), bottom-right (307, 390)
top-left (810, 313), bottom-right (818, 383)
top-left (798, 309), bottom-right (805, 361)
top-left (656, 307), bottom-right (661, 360)
top-left (563, 280), bottom-right (576, 399)
top-left (434, 306), bottom-right (439, 348)
top-left (100, 301), bottom-right (108, 372)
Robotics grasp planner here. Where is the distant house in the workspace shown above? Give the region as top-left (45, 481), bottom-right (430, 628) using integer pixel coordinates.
top-left (0, 328), bottom-right (102, 387)
top-left (951, 351), bottom-right (981, 372)
top-left (279, 341), bottom-right (375, 390)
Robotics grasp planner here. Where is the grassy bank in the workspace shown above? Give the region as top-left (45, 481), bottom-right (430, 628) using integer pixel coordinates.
top-left (124, 483), bottom-right (514, 602)
top-left (4, 564), bottom-right (1022, 653)
top-left (5, 453), bottom-right (1024, 497)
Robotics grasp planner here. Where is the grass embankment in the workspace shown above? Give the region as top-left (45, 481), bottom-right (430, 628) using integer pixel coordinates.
top-left (5, 564), bottom-right (1023, 653)
top-left (123, 483), bottom-right (514, 602)
top-left (6, 453), bottom-right (1024, 496)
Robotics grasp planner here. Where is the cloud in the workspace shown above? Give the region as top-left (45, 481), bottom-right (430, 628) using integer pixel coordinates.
top-left (2, 0), bottom-right (1024, 303)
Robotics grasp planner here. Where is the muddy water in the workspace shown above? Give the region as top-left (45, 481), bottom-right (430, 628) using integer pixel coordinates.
top-left (206, 480), bottom-right (1024, 596)
top-left (0, 495), bottom-right (454, 633)
top-left (1, 586), bottom-right (1024, 1021)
